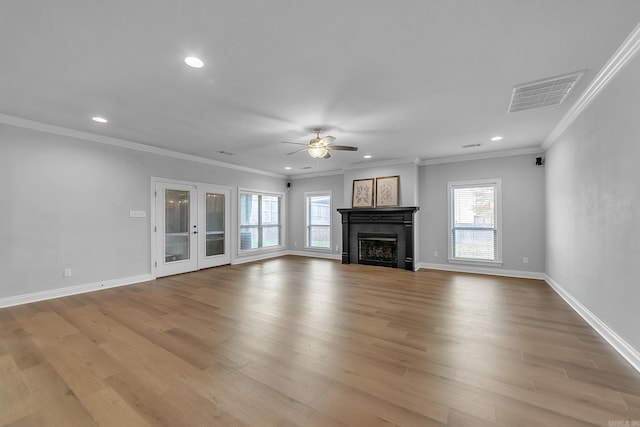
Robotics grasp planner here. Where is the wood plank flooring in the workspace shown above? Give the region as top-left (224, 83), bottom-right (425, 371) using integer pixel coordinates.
top-left (1, 256), bottom-right (639, 426)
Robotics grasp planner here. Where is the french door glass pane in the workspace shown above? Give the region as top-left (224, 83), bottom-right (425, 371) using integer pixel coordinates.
top-left (165, 189), bottom-right (190, 262)
top-left (206, 193), bottom-right (225, 257)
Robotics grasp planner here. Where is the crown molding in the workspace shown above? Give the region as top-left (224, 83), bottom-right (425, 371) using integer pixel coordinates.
top-left (0, 113), bottom-right (286, 179)
top-left (290, 157), bottom-right (421, 179)
top-left (420, 146), bottom-right (542, 166)
top-left (289, 169), bottom-right (344, 180)
top-left (342, 157), bottom-right (419, 171)
top-left (542, 22), bottom-right (640, 150)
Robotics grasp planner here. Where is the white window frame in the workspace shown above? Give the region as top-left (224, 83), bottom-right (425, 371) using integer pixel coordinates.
top-left (238, 188), bottom-right (285, 253)
top-left (304, 191), bottom-right (332, 251)
top-left (447, 178), bottom-right (503, 266)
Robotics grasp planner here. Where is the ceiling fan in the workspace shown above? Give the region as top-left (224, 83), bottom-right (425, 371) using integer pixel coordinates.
top-left (283, 128), bottom-right (358, 159)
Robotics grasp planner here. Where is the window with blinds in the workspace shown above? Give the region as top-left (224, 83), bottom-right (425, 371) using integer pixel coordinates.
top-left (448, 179), bottom-right (502, 264)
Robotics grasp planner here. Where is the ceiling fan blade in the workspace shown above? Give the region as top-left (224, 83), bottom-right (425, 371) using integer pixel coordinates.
top-left (286, 147), bottom-right (308, 155)
top-left (319, 135), bottom-right (336, 145)
top-left (282, 141), bottom-right (309, 146)
top-left (327, 145), bottom-right (358, 151)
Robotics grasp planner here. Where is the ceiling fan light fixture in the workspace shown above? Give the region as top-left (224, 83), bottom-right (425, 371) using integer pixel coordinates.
top-left (307, 146), bottom-right (329, 158)
top-left (283, 128), bottom-right (355, 159)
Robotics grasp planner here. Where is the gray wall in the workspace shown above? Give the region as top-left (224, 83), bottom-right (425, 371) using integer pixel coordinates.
top-left (287, 174), bottom-right (344, 256)
top-left (0, 124), bottom-right (286, 299)
top-left (546, 50), bottom-right (640, 351)
top-left (419, 154), bottom-right (546, 274)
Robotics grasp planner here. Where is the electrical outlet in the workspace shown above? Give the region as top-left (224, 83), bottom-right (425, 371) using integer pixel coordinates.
top-left (335, 244), bottom-right (339, 251)
top-left (294, 241), bottom-right (297, 246)
top-left (522, 257), bottom-right (529, 264)
top-left (64, 268), bottom-right (72, 277)
top-left (434, 250), bottom-right (439, 257)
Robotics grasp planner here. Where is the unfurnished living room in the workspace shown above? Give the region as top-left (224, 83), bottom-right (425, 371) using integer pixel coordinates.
top-left (2, 2), bottom-right (640, 426)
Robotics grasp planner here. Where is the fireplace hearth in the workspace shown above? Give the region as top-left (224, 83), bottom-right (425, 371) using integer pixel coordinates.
top-left (337, 207), bottom-right (419, 270)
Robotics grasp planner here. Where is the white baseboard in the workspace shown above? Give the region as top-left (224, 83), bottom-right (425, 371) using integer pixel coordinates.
top-left (0, 274), bottom-right (153, 309)
top-left (417, 262), bottom-right (545, 280)
top-left (287, 250), bottom-right (342, 260)
top-left (545, 275), bottom-right (640, 374)
top-left (0, 251), bottom-right (318, 309)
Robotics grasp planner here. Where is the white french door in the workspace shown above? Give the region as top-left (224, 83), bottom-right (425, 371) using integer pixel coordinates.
top-left (154, 180), bottom-right (231, 278)
top-left (198, 184), bottom-right (231, 269)
top-left (156, 182), bottom-right (198, 277)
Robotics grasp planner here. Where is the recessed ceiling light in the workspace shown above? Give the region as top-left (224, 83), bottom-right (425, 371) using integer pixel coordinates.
top-left (92, 116), bottom-right (108, 124)
top-left (491, 136), bottom-right (503, 141)
top-left (184, 56), bottom-right (204, 68)
top-left (364, 155), bottom-right (372, 159)
top-left (284, 166), bottom-right (292, 170)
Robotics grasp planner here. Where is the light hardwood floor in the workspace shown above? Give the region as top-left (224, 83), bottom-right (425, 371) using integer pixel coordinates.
top-left (1, 256), bottom-right (639, 426)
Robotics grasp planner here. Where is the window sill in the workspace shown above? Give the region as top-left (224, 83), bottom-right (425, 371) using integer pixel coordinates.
top-left (304, 246), bottom-right (333, 252)
top-left (239, 246), bottom-right (285, 255)
top-left (448, 258), bottom-right (503, 267)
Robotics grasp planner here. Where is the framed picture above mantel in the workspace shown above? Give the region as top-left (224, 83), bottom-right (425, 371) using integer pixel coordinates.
top-left (352, 178), bottom-right (374, 208)
top-left (375, 175), bottom-right (399, 207)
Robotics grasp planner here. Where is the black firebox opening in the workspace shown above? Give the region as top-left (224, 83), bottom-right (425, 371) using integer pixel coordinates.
top-left (358, 233), bottom-right (398, 268)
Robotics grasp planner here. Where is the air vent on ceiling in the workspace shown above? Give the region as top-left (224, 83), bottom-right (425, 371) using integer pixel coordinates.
top-left (462, 143), bottom-right (482, 149)
top-left (217, 150), bottom-right (235, 155)
top-left (300, 166), bottom-right (312, 170)
top-left (508, 70), bottom-right (585, 113)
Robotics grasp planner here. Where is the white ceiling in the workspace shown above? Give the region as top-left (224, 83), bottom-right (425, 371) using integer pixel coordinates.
top-left (2, 1), bottom-right (640, 176)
